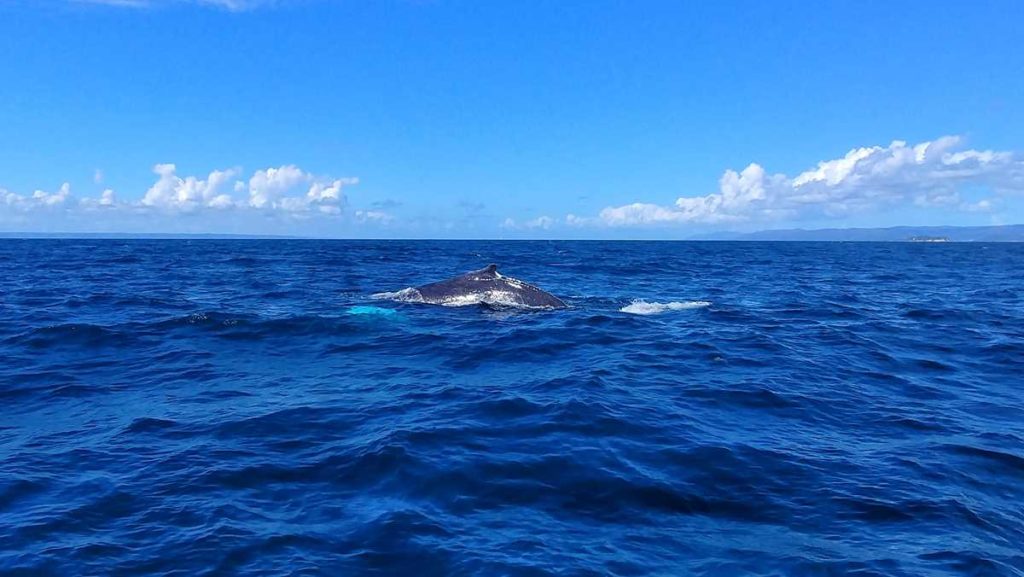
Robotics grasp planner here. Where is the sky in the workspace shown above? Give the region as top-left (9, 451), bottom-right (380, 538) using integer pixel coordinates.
top-left (1, 0), bottom-right (1022, 238)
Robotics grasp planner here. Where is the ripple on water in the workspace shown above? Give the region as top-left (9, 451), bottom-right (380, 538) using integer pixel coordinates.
top-left (1, 240), bottom-right (1023, 576)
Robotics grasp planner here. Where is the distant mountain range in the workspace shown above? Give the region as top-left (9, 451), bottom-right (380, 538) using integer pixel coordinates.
top-left (696, 224), bottom-right (1024, 242)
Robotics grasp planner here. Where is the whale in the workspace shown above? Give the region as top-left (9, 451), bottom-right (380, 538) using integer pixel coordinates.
top-left (377, 264), bottom-right (567, 309)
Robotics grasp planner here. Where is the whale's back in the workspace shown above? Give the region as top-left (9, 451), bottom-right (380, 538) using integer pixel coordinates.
top-left (414, 265), bottom-right (566, 309)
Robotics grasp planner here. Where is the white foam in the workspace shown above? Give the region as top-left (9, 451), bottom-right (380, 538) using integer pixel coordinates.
top-left (371, 288), bottom-right (424, 303)
top-left (620, 300), bottom-right (711, 315)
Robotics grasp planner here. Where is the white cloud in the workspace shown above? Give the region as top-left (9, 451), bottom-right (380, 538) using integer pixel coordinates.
top-left (565, 214), bottom-right (594, 227)
top-left (34, 183), bottom-right (72, 206)
top-left (247, 165), bottom-right (357, 213)
top-left (93, 169), bottom-right (104, 184)
top-left (141, 164), bottom-right (240, 211)
top-left (105, 163), bottom-right (359, 215)
top-left (4, 183), bottom-right (72, 210)
top-left (79, 189), bottom-right (118, 210)
top-left (500, 215), bottom-right (556, 230)
top-left (306, 179), bottom-right (348, 203)
top-left (2, 163), bottom-right (361, 227)
top-left (248, 165), bottom-right (307, 209)
top-left (595, 136), bottom-right (1024, 227)
top-left (524, 215), bottom-right (554, 229)
top-left (600, 203), bottom-right (701, 226)
top-left (4, 136), bottom-right (1022, 235)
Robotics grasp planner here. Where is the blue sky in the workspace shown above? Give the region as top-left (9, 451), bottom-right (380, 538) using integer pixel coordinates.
top-left (1, 0), bottom-right (1022, 238)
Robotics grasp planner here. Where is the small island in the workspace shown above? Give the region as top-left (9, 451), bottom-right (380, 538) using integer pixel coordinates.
top-left (908, 236), bottom-right (951, 243)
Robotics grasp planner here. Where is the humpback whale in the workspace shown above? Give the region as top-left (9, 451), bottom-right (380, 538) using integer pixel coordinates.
top-left (377, 264), bottom-right (567, 309)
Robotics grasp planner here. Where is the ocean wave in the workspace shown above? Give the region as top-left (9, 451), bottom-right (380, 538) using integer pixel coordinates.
top-left (4, 240), bottom-right (1024, 576)
top-left (620, 300), bottom-right (711, 315)
top-left (10, 323), bottom-right (136, 349)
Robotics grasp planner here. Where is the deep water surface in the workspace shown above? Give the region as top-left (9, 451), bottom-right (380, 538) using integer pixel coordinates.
top-left (1, 240), bottom-right (1023, 576)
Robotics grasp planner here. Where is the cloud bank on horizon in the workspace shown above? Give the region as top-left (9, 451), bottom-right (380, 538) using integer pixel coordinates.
top-left (582, 136), bottom-right (1021, 229)
top-left (1, 164), bottom-right (361, 236)
top-left (2, 136), bottom-right (1022, 236)
top-left (504, 136), bottom-right (1024, 233)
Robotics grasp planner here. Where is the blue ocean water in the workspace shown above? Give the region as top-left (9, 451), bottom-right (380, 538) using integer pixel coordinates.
top-left (1, 240), bottom-right (1023, 576)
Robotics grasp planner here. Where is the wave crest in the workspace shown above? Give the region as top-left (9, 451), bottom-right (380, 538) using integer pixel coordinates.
top-left (620, 300), bottom-right (711, 315)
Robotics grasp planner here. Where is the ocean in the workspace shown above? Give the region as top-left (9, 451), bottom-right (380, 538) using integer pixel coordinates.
top-left (1, 240), bottom-right (1022, 576)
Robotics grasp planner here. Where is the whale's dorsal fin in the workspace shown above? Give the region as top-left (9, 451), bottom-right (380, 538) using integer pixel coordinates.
top-left (467, 263), bottom-right (499, 278)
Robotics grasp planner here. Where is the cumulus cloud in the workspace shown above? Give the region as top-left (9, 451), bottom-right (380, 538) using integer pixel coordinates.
top-left (565, 214), bottom-right (594, 227)
top-left (35, 183), bottom-right (72, 206)
top-left (247, 165), bottom-right (357, 213)
top-left (79, 189), bottom-right (118, 210)
top-left (95, 163), bottom-right (359, 215)
top-left (525, 215), bottom-right (554, 229)
top-left (595, 136), bottom-right (1024, 227)
top-left (141, 164), bottom-right (240, 211)
top-left (3, 183), bottom-right (72, 210)
top-left (2, 163), bottom-right (360, 226)
top-left (599, 203), bottom-right (705, 226)
top-left (500, 215), bottom-right (557, 231)
top-left (248, 165), bottom-right (306, 209)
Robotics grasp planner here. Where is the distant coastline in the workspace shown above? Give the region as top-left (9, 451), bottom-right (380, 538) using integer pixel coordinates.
top-left (693, 224), bottom-right (1024, 242)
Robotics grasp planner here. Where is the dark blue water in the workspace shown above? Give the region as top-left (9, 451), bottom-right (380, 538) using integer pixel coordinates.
top-left (2, 240), bottom-right (1023, 576)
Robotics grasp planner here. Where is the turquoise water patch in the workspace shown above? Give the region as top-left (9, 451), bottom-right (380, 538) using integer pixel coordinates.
top-left (346, 305), bottom-right (400, 317)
